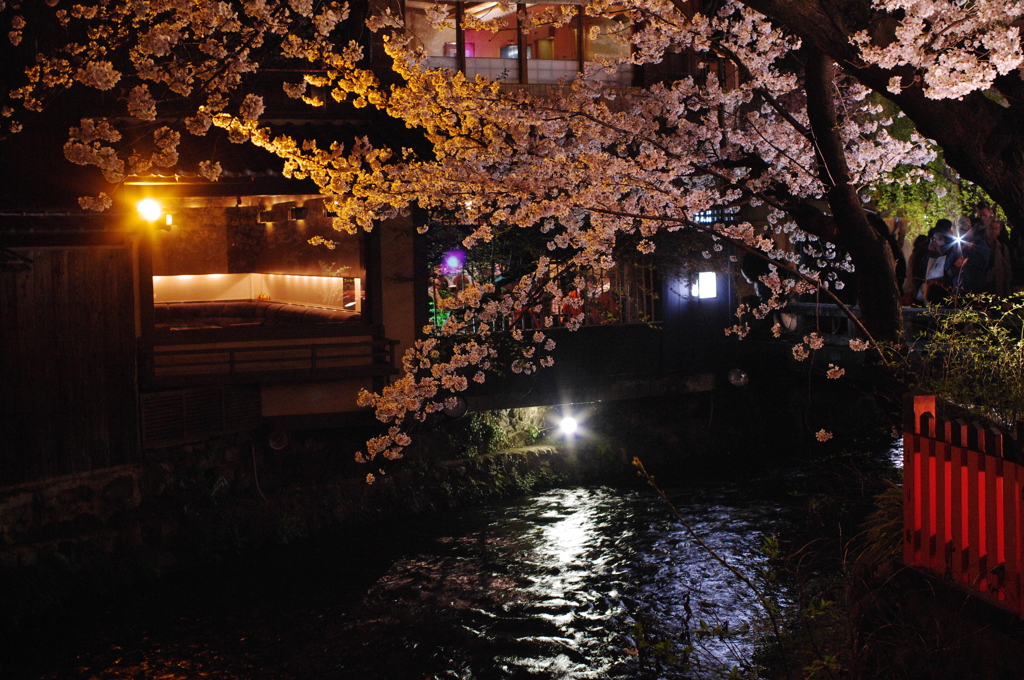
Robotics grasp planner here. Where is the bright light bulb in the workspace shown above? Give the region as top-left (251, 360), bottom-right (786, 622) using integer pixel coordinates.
top-left (559, 417), bottom-right (578, 435)
top-left (691, 271), bottom-right (717, 298)
top-left (136, 198), bottom-right (162, 222)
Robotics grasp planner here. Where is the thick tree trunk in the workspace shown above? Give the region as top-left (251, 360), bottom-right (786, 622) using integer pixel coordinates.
top-left (743, 0), bottom-right (1024, 233)
top-left (805, 47), bottom-right (904, 341)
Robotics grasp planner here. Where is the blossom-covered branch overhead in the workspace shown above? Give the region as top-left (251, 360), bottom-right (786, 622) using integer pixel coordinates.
top-left (5, 0), bottom-right (1020, 461)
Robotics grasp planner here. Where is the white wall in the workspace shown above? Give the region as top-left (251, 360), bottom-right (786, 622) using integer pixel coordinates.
top-left (153, 273), bottom-right (255, 302)
top-left (153, 273), bottom-right (361, 311)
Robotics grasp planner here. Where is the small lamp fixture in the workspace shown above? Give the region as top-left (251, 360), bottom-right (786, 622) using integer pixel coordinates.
top-left (136, 198), bottom-right (163, 223)
top-left (691, 271), bottom-right (717, 299)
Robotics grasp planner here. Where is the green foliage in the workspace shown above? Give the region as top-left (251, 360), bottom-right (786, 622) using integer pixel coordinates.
top-left (427, 412), bottom-right (512, 460)
top-left (856, 481), bottom-right (904, 567)
top-left (906, 294), bottom-right (1024, 428)
top-left (869, 95), bottom-right (999, 240)
top-left (873, 156), bottom-right (995, 240)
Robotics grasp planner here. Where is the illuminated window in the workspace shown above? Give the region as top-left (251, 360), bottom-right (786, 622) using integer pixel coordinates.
top-left (691, 271), bottom-right (717, 299)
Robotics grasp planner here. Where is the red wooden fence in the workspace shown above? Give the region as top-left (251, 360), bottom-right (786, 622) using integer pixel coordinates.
top-left (903, 393), bottom-right (1024, 616)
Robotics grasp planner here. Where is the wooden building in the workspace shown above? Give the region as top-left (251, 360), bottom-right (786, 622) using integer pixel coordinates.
top-left (1, 187), bottom-right (735, 490)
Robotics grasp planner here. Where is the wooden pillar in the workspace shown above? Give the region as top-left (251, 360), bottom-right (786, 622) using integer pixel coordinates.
top-left (136, 228), bottom-right (155, 385)
top-left (456, 2), bottom-right (466, 74)
top-left (364, 225), bottom-right (383, 328)
top-left (517, 3), bottom-right (528, 84)
top-left (576, 5), bottom-right (585, 77)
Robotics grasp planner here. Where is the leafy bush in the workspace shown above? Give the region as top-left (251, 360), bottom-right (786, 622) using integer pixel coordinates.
top-left (905, 293), bottom-right (1024, 429)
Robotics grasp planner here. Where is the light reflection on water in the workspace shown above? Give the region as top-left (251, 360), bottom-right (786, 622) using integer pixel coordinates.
top-left (339, 486), bottom-right (792, 679)
top-left (889, 438), bottom-right (904, 470)
top-left (26, 486), bottom-right (797, 680)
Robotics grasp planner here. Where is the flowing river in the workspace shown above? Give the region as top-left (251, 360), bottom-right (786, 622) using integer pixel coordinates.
top-left (13, 484), bottom-right (808, 680)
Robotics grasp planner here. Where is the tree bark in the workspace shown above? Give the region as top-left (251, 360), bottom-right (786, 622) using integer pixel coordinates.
top-left (804, 46), bottom-right (904, 341)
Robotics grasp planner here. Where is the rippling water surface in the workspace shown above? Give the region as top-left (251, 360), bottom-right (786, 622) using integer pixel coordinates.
top-left (23, 485), bottom-right (797, 680)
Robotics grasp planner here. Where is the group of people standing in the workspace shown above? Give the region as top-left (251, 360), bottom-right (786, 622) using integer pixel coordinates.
top-left (905, 204), bottom-right (1014, 306)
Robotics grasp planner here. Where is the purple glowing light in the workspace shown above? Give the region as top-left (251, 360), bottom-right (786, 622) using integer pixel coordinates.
top-left (441, 249), bottom-right (466, 274)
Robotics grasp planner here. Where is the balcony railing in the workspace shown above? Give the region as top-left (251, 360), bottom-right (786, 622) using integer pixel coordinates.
top-left (145, 324), bottom-right (396, 387)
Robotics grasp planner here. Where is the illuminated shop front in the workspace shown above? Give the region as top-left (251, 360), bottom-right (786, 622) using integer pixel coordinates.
top-left (404, 1), bottom-right (633, 85)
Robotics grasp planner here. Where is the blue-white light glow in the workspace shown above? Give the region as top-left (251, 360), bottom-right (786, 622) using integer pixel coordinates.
top-left (559, 417), bottom-right (578, 435)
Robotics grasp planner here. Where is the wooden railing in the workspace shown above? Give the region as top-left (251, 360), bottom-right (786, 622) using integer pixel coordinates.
top-left (784, 302), bottom-right (937, 346)
top-left (146, 324), bottom-right (396, 387)
top-left (903, 394), bottom-right (1024, 616)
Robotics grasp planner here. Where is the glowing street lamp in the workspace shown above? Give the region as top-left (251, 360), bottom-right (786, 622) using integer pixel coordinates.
top-left (136, 198), bottom-right (163, 222)
top-left (136, 198), bottom-right (173, 229)
top-left (559, 417), bottom-right (578, 435)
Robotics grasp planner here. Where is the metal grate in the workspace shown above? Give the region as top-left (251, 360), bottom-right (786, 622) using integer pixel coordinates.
top-left (140, 386), bottom-right (261, 448)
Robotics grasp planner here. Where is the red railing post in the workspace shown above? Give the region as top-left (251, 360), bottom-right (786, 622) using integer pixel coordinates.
top-left (945, 419), bottom-right (963, 583)
top-left (942, 430), bottom-right (954, 576)
top-left (978, 426), bottom-right (1001, 596)
top-left (963, 421), bottom-right (983, 587)
top-left (903, 395), bottom-right (936, 570)
top-left (922, 424), bottom-right (935, 568)
top-left (932, 428), bottom-right (948, 575)
top-left (902, 395), bottom-right (1024, 618)
top-left (1003, 456), bottom-right (1020, 611)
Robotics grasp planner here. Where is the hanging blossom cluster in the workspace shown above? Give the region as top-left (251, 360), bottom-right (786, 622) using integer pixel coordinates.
top-left (204, 0), bottom-right (937, 461)
top-left (4, 0), bottom-right (947, 461)
top-left (349, 267), bottom-right (563, 467)
top-left (2, 0), bottom-right (350, 208)
top-left (852, 0), bottom-right (1024, 99)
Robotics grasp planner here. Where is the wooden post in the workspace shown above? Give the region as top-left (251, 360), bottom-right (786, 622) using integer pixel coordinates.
top-left (965, 422), bottom-right (982, 587)
top-left (980, 426), bottom-right (1001, 595)
top-left (921, 424), bottom-right (934, 568)
top-left (933, 432), bottom-right (949, 574)
top-left (904, 410), bottom-right (921, 566)
top-left (904, 393), bottom-right (937, 434)
top-left (576, 4), bottom-right (585, 77)
top-left (948, 419), bottom-right (966, 583)
top-left (456, 2), bottom-right (466, 75)
top-left (1004, 457), bottom-right (1020, 611)
top-left (517, 4), bottom-right (528, 84)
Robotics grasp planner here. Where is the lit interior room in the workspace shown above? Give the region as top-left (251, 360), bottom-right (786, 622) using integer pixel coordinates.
top-left (139, 195), bottom-right (366, 331)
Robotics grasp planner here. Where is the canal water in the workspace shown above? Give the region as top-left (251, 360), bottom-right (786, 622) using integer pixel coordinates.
top-left (14, 484), bottom-right (809, 680)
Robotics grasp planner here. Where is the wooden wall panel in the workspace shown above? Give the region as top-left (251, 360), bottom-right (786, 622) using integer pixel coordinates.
top-left (0, 244), bottom-right (138, 486)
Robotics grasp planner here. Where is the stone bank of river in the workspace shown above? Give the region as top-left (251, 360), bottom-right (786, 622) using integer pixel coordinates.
top-left (9, 484), bottom-right (804, 680)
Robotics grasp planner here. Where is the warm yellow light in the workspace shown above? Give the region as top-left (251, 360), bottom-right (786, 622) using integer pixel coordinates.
top-left (137, 198), bottom-right (163, 222)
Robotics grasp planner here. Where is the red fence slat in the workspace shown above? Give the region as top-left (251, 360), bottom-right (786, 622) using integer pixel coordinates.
top-left (903, 395), bottom-right (1024, 619)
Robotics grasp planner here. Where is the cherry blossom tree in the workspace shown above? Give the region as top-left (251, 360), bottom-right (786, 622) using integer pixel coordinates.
top-left (2, 0), bottom-right (1019, 465)
top-left (743, 0), bottom-right (1024, 235)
